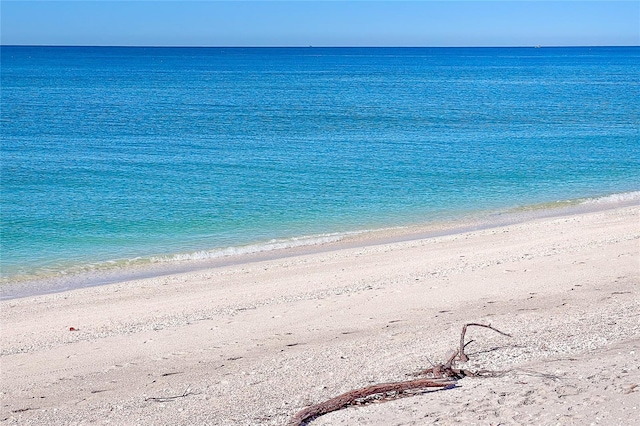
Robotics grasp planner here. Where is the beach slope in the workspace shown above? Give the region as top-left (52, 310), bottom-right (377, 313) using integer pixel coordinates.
top-left (1, 206), bottom-right (638, 425)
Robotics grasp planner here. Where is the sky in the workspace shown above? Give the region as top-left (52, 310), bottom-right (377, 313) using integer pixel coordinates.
top-left (1, 1), bottom-right (639, 47)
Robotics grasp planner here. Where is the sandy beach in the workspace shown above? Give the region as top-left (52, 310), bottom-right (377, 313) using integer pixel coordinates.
top-left (1, 205), bottom-right (638, 425)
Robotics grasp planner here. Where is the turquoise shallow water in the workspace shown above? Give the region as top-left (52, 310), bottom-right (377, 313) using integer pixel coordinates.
top-left (1, 46), bottom-right (639, 283)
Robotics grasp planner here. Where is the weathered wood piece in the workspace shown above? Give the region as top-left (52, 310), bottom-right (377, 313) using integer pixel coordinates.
top-left (287, 378), bottom-right (455, 426)
top-left (288, 322), bottom-right (511, 425)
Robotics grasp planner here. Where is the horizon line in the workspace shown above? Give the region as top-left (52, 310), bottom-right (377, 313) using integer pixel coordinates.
top-left (2, 44), bottom-right (639, 49)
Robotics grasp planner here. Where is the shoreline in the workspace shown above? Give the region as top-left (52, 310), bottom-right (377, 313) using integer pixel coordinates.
top-left (2, 191), bottom-right (639, 301)
top-left (1, 203), bottom-right (638, 425)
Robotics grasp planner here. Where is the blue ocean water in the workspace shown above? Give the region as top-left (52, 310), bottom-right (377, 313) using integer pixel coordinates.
top-left (2, 46), bottom-right (639, 284)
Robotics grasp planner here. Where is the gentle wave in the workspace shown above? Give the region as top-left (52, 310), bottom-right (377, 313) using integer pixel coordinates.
top-left (580, 191), bottom-right (640, 205)
top-left (502, 191), bottom-right (640, 214)
top-left (0, 232), bottom-right (358, 287)
top-left (148, 232), bottom-right (356, 263)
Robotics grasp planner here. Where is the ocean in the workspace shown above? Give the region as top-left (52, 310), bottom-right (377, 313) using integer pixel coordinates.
top-left (1, 46), bottom-right (639, 295)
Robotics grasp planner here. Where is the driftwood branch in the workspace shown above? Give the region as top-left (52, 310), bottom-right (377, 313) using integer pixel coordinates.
top-left (288, 322), bottom-right (511, 425)
top-left (458, 323), bottom-right (511, 362)
top-left (287, 378), bottom-right (455, 426)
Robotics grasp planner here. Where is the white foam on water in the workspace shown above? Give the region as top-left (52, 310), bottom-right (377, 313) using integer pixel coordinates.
top-left (148, 232), bottom-right (355, 264)
top-left (580, 191), bottom-right (640, 205)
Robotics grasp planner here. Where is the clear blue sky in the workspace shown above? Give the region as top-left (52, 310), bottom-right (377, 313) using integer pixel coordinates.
top-left (1, 1), bottom-right (638, 47)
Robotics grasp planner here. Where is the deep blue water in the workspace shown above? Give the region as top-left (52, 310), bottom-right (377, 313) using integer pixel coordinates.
top-left (2, 46), bottom-right (639, 282)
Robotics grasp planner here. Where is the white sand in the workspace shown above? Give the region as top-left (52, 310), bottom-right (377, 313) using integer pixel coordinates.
top-left (1, 205), bottom-right (638, 425)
